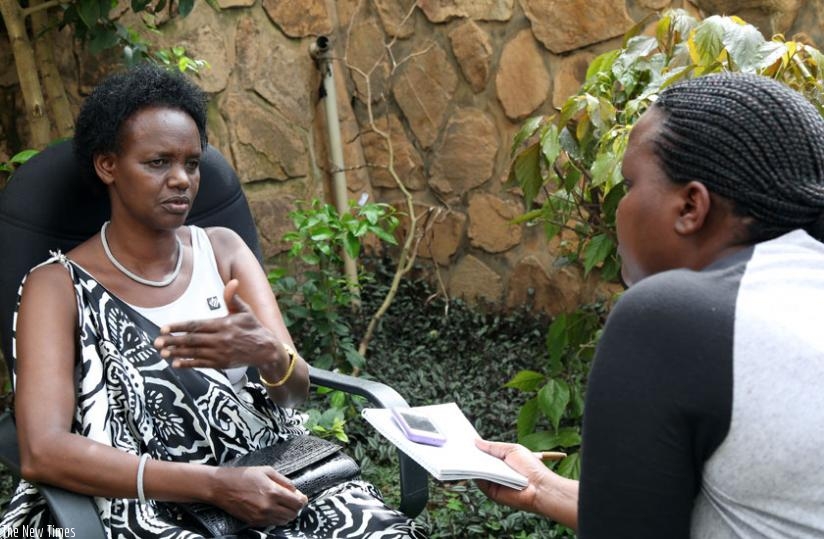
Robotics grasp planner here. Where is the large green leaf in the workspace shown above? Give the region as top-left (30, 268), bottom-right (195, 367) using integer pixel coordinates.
top-left (720, 16), bottom-right (767, 72)
top-left (517, 398), bottom-right (539, 439)
top-left (88, 27), bottom-right (120, 53)
top-left (512, 143), bottom-right (543, 209)
top-left (76, 0), bottom-right (102, 28)
top-left (556, 452), bottom-right (581, 479)
top-left (538, 378), bottom-right (570, 431)
top-left (585, 50), bottom-right (620, 82)
top-left (505, 370), bottom-right (546, 392)
top-left (520, 426), bottom-right (581, 450)
top-left (178, 0), bottom-right (195, 16)
top-left (540, 123), bottom-right (561, 169)
top-left (689, 16), bottom-right (724, 67)
top-left (511, 115), bottom-right (544, 156)
top-left (546, 315), bottom-right (568, 372)
top-left (583, 233), bottom-right (614, 275)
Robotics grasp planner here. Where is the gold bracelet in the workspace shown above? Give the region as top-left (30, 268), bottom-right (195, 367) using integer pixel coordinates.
top-left (259, 343), bottom-right (299, 388)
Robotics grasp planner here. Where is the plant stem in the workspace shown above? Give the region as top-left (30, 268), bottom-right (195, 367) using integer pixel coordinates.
top-left (30, 0), bottom-right (73, 138)
top-left (0, 0), bottom-right (52, 147)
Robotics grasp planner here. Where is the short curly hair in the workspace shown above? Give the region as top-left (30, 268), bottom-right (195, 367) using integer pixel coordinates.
top-left (73, 63), bottom-right (208, 182)
top-left (652, 72), bottom-right (824, 242)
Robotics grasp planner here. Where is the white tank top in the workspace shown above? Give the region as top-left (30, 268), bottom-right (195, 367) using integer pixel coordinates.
top-left (129, 226), bottom-right (248, 391)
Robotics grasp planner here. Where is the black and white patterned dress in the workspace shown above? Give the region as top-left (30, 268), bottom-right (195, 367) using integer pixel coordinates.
top-left (1, 254), bottom-right (427, 538)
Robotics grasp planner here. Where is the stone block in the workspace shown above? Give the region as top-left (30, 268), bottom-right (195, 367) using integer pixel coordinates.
top-left (393, 43), bottom-right (458, 148)
top-left (429, 108), bottom-right (498, 196)
top-left (361, 115), bottom-right (426, 191)
top-left (520, 0), bottom-right (634, 54)
top-left (449, 254), bottom-right (503, 304)
top-left (262, 0), bottom-right (333, 38)
top-left (418, 0), bottom-right (514, 22)
top-left (449, 21), bottom-right (493, 93)
top-left (468, 193), bottom-right (523, 253)
top-left (495, 29), bottom-right (551, 120)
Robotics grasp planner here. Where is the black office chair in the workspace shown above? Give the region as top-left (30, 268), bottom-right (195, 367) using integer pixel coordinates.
top-left (0, 141), bottom-right (427, 537)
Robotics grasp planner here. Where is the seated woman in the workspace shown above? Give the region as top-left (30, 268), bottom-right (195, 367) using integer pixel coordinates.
top-left (1, 64), bottom-right (426, 538)
top-left (476, 73), bottom-right (824, 537)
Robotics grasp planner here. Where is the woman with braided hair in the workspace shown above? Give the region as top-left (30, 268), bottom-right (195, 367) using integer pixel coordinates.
top-left (476, 72), bottom-right (824, 538)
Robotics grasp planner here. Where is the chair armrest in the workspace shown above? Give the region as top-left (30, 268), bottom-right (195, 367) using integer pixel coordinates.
top-left (308, 367), bottom-right (429, 518)
top-left (0, 413), bottom-right (107, 538)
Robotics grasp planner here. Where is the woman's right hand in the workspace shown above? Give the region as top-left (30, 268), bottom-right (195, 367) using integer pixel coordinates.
top-left (213, 466), bottom-right (308, 526)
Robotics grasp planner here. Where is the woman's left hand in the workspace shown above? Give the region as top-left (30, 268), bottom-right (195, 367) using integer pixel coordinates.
top-left (153, 280), bottom-right (283, 371)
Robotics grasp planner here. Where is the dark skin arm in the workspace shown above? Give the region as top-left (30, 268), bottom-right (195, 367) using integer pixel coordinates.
top-left (153, 227), bottom-right (309, 408)
top-left (474, 439), bottom-right (579, 529)
top-left (15, 263), bottom-right (308, 524)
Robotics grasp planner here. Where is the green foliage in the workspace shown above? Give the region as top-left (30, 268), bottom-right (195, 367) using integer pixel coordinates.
top-left (0, 149), bottom-right (38, 175)
top-left (269, 198), bottom-right (398, 374)
top-left (63, 0), bottom-right (210, 73)
top-left (331, 262), bottom-right (567, 536)
top-left (507, 10), bottom-right (824, 482)
top-left (505, 306), bottom-right (604, 480)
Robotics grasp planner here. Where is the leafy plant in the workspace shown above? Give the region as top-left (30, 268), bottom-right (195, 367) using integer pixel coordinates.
top-left (1, 0), bottom-right (209, 150)
top-left (335, 262), bottom-right (565, 537)
top-left (271, 198), bottom-right (398, 440)
top-left (269, 198), bottom-right (399, 374)
top-left (506, 9), bottom-right (824, 480)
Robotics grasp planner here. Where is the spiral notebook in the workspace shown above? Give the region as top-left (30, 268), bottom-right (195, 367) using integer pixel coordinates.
top-left (362, 402), bottom-right (528, 489)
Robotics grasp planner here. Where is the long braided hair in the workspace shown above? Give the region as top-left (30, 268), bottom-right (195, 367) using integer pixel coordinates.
top-left (651, 73), bottom-right (824, 242)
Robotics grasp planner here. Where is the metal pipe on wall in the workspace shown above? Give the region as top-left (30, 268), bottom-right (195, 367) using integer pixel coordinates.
top-left (311, 35), bottom-right (360, 306)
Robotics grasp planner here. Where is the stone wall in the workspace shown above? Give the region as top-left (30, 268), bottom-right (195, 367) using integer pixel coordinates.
top-left (1, 0), bottom-right (821, 314)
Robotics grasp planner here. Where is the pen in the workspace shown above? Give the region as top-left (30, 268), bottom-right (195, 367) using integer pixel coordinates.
top-left (533, 451), bottom-right (567, 461)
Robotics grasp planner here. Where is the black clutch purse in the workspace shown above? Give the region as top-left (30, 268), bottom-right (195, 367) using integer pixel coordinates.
top-left (177, 435), bottom-right (360, 537)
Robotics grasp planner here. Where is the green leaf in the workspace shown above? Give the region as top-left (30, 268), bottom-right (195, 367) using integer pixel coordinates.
top-left (558, 95), bottom-right (587, 128)
top-left (721, 17), bottom-right (768, 72)
top-left (689, 16), bottom-right (725, 67)
top-left (551, 427), bottom-right (582, 448)
top-left (585, 50), bottom-right (620, 82)
top-left (178, 0), bottom-right (194, 16)
top-left (612, 36), bottom-right (658, 80)
top-left (342, 233), bottom-right (361, 259)
top-left (590, 147), bottom-right (616, 188)
top-left (568, 384), bottom-right (585, 418)
top-left (131, 0), bottom-right (151, 11)
top-left (511, 115), bottom-right (544, 155)
top-left (512, 143), bottom-right (542, 209)
top-left (555, 452), bottom-right (581, 479)
top-left (546, 315), bottom-right (568, 373)
top-left (310, 226), bottom-right (334, 242)
top-left (504, 370), bottom-right (545, 392)
top-left (372, 227), bottom-right (398, 245)
top-left (537, 378), bottom-right (570, 431)
top-left (539, 123), bottom-right (561, 168)
top-left (76, 0), bottom-right (101, 27)
top-left (520, 427), bottom-right (580, 451)
top-left (300, 253), bottom-right (320, 265)
top-left (517, 398), bottom-right (539, 439)
top-left (88, 28), bottom-right (120, 53)
top-left (582, 233), bottom-right (614, 275)
top-left (9, 149), bottom-right (38, 165)
top-left (329, 390), bottom-right (346, 409)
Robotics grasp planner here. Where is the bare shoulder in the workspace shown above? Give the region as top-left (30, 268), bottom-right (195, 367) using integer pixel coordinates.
top-left (19, 262), bottom-right (76, 316)
top-left (203, 226), bottom-right (249, 260)
top-left (203, 226), bottom-right (258, 279)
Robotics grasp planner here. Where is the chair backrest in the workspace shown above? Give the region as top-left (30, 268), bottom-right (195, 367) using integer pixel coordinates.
top-left (0, 140), bottom-right (263, 376)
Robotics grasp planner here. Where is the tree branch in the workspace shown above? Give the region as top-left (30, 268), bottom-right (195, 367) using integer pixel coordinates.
top-left (0, 0), bottom-right (52, 147)
top-left (20, 0), bottom-right (63, 18)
